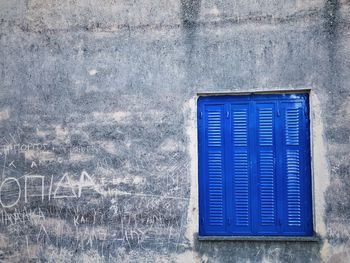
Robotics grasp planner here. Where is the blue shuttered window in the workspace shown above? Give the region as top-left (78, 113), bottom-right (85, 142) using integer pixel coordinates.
top-left (198, 94), bottom-right (313, 236)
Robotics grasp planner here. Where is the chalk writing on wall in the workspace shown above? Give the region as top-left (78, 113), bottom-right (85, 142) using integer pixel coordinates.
top-left (0, 171), bottom-right (102, 208)
top-left (0, 143), bottom-right (100, 155)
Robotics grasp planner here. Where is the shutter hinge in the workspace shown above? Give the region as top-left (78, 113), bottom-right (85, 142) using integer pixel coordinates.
top-left (276, 101), bottom-right (280, 117)
top-left (227, 218), bottom-right (231, 225)
top-left (226, 111), bottom-right (230, 119)
top-left (199, 111), bottom-right (203, 119)
top-left (201, 217), bottom-right (204, 224)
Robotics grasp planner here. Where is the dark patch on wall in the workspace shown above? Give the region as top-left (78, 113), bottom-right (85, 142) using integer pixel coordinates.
top-left (324, 0), bottom-right (340, 39)
top-left (180, 0), bottom-right (202, 79)
top-left (322, 0), bottom-right (350, 249)
top-left (180, 0), bottom-right (202, 97)
top-left (325, 126), bottom-right (350, 144)
top-left (323, 0), bottom-right (341, 107)
top-left (180, 0), bottom-right (202, 27)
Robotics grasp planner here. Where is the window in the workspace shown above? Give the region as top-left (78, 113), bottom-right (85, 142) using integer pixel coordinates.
top-left (198, 93), bottom-right (313, 236)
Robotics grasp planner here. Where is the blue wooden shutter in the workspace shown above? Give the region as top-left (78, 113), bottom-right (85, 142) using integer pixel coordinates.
top-left (198, 101), bottom-right (227, 235)
top-left (254, 102), bottom-right (279, 234)
top-left (279, 95), bottom-right (313, 235)
top-left (230, 102), bottom-right (252, 234)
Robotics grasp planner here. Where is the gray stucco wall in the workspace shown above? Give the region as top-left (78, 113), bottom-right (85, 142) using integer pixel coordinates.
top-left (0, 0), bottom-right (349, 262)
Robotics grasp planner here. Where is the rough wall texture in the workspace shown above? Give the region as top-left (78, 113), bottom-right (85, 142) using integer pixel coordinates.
top-left (0, 0), bottom-right (349, 262)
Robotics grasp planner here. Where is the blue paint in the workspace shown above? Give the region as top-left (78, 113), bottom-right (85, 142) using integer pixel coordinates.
top-left (198, 93), bottom-right (313, 236)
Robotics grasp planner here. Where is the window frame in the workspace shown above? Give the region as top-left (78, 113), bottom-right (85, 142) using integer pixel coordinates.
top-left (197, 90), bottom-right (316, 240)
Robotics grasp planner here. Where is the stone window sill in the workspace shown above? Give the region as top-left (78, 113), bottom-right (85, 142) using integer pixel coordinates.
top-left (198, 235), bottom-right (320, 242)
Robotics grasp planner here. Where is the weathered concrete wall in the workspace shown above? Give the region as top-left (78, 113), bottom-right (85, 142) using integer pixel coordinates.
top-left (0, 0), bottom-right (349, 262)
